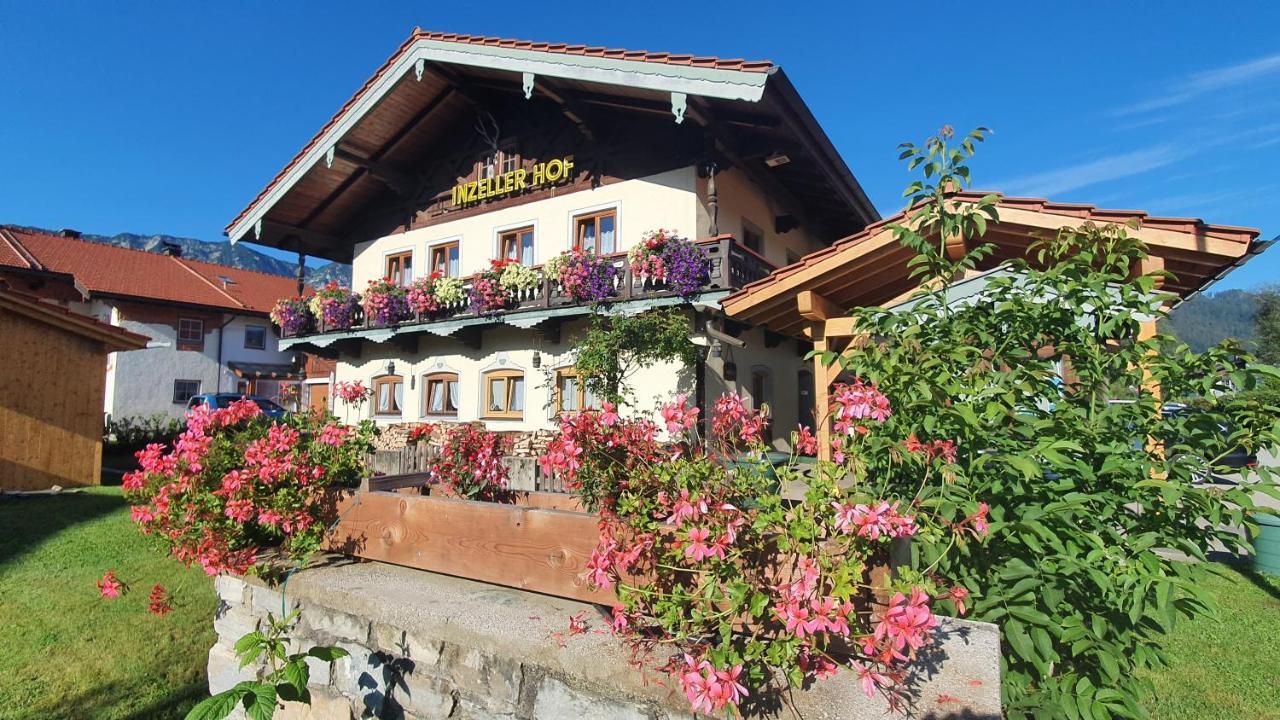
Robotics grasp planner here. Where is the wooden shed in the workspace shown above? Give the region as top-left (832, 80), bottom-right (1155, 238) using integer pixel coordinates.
top-left (0, 288), bottom-right (149, 490)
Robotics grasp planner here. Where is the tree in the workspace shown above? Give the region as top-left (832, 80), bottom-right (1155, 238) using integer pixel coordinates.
top-left (819, 126), bottom-right (1280, 717)
top-left (1254, 286), bottom-right (1280, 364)
top-left (573, 308), bottom-right (699, 406)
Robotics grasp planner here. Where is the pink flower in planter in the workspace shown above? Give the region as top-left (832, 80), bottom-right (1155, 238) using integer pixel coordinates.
top-left (798, 645), bottom-right (838, 680)
top-left (711, 665), bottom-right (749, 709)
top-left (664, 489), bottom-right (702, 527)
top-left (874, 588), bottom-right (939, 659)
top-left (854, 661), bottom-right (891, 699)
top-left (831, 379), bottom-right (892, 425)
top-left (599, 401), bottom-right (620, 427)
top-left (130, 505), bottom-right (155, 523)
top-left (660, 393), bottom-right (700, 435)
top-left (610, 603), bottom-right (630, 633)
top-left (684, 527), bottom-right (723, 562)
top-left (794, 424), bottom-right (819, 455)
top-left (318, 423), bottom-right (350, 446)
top-left (224, 498), bottom-right (254, 523)
top-left (147, 583), bottom-right (174, 616)
top-left (257, 509), bottom-right (283, 527)
top-left (586, 541), bottom-right (616, 590)
top-left (97, 570), bottom-right (125, 599)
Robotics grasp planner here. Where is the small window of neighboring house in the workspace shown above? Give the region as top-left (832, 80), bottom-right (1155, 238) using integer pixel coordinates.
top-left (556, 368), bottom-right (601, 414)
top-left (742, 222), bottom-right (764, 254)
top-left (574, 209), bottom-right (617, 254)
top-left (430, 241), bottom-right (460, 277)
top-left (483, 369), bottom-right (525, 420)
top-left (478, 146), bottom-right (519, 180)
top-left (178, 318), bottom-right (204, 347)
top-left (173, 379), bottom-right (201, 404)
top-left (373, 375), bottom-right (404, 416)
top-left (423, 373), bottom-right (459, 417)
top-left (386, 251), bottom-right (413, 285)
top-left (244, 324), bottom-right (267, 350)
top-left (501, 148), bottom-right (520, 175)
top-left (499, 226), bottom-right (535, 265)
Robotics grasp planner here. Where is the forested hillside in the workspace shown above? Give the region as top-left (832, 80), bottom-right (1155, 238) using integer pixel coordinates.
top-left (1165, 289), bottom-right (1259, 351)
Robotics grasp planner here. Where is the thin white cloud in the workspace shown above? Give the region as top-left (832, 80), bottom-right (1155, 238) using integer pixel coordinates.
top-left (990, 145), bottom-right (1184, 197)
top-left (1111, 52), bottom-right (1280, 116)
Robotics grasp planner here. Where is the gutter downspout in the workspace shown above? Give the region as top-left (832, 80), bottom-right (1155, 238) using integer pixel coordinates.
top-left (214, 313), bottom-right (235, 392)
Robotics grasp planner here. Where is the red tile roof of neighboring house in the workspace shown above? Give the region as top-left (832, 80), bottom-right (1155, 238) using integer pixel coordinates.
top-left (0, 285), bottom-right (150, 351)
top-left (0, 226), bottom-right (300, 314)
top-left (226, 30), bottom-right (774, 234)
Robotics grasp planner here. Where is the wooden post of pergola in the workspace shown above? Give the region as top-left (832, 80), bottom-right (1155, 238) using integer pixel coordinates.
top-left (799, 290), bottom-right (864, 461)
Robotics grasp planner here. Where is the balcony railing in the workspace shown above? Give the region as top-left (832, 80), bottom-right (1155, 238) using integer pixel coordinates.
top-left (285, 236), bottom-right (775, 339)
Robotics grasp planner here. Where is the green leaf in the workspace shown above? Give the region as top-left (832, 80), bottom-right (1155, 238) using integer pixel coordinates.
top-left (240, 683), bottom-right (277, 720)
top-left (184, 689), bottom-right (247, 720)
top-left (307, 646), bottom-right (350, 662)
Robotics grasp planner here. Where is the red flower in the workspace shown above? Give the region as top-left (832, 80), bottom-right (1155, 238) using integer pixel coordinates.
top-left (147, 584), bottom-right (174, 616)
top-left (97, 570), bottom-right (125, 599)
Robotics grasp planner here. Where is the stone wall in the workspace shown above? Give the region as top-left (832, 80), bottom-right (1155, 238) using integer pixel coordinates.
top-left (209, 562), bottom-right (1002, 719)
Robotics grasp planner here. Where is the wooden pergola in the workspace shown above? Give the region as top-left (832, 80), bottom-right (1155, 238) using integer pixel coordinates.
top-left (721, 192), bottom-right (1265, 458)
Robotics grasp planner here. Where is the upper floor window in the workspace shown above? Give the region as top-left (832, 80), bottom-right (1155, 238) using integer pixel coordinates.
top-left (575, 209), bottom-right (616, 255)
top-left (178, 317), bottom-right (204, 346)
top-left (430, 241), bottom-right (460, 277)
top-left (483, 369), bottom-right (524, 420)
top-left (499, 226), bottom-right (535, 265)
top-left (555, 368), bottom-right (601, 414)
top-left (373, 375), bottom-right (404, 416)
top-left (423, 372), bottom-right (459, 416)
top-left (742, 221), bottom-right (764, 254)
top-left (478, 146), bottom-right (519, 180)
top-left (385, 251), bottom-right (413, 285)
top-left (244, 324), bottom-right (267, 350)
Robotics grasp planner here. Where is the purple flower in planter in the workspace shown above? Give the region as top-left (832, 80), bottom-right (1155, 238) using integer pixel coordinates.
top-left (661, 240), bottom-right (710, 297)
top-left (269, 297), bottom-right (311, 336)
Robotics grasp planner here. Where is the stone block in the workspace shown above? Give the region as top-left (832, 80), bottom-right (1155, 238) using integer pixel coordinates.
top-left (531, 676), bottom-right (653, 720)
top-left (402, 630), bottom-right (443, 668)
top-left (250, 583), bottom-right (298, 617)
top-left (370, 622), bottom-right (406, 655)
top-left (207, 642), bottom-right (252, 695)
top-left (400, 671), bottom-right (460, 718)
top-left (301, 606), bottom-right (372, 644)
top-left (215, 575), bottom-right (249, 606)
top-left (213, 605), bottom-right (261, 642)
top-left (276, 688), bottom-right (354, 720)
top-left (441, 645), bottom-right (522, 712)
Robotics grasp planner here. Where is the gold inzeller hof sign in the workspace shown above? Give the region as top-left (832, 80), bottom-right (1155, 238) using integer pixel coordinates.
top-left (451, 156), bottom-right (575, 207)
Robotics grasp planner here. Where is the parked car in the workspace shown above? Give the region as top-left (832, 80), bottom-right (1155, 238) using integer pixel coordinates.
top-left (187, 393), bottom-right (288, 419)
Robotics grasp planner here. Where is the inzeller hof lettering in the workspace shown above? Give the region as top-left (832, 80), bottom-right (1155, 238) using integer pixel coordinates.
top-left (451, 156), bottom-right (575, 206)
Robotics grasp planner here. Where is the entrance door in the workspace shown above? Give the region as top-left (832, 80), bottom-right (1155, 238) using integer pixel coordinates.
top-left (308, 383), bottom-right (330, 415)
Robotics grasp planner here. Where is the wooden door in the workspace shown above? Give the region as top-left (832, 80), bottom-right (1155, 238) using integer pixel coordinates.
top-left (308, 383), bottom-right (329, 414)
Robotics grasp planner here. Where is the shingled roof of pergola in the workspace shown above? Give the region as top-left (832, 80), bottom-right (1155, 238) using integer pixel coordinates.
top-left (721, 192), bottom-right (1263, 338)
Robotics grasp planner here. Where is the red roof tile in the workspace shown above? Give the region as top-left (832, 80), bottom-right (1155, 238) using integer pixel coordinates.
top-left (226, 29), bottom-right (773, 234)
top-left (0, 227), bottom-right (299, 314)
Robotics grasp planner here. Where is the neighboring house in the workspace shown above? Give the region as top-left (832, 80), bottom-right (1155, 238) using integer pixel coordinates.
top-left (224, 30), bottom-right (879, 445)
top-left (0, 226), bottom-right (304, 421)
top-left (0, 285), bottom-right (149, 490)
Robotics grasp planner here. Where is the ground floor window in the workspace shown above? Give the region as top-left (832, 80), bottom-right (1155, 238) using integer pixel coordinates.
top-left (483, 369), bottom-right (524, 419)
top-left (555, 368), bottom-right (601, 413)
top-left (423, 372), bottom-right (459, 417)
top-left (173, 379), bottom-right (200, 404)
top-left (373, 375), bottom-right (404, 416)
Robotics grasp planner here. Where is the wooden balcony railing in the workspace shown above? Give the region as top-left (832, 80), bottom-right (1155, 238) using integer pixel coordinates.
top-left (287, 236), bottom-right (775, 339)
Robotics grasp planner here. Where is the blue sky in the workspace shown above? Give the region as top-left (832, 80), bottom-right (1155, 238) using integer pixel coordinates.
top-left (1, 2), bottom-right (1278, 288)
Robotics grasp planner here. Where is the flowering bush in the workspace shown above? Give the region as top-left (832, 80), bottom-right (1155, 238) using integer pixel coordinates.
top-left (433, 275), bottom-right (465, 306)
top-left (471, 259), bottom-right (518, 313)
top-left (269, 296), bottom-right (311, 336)
top-left (546, 248), bottom-right (618, 303)
top-left (498, 261), bottom-right (542, 293)
top-left (121, 399), bottom-right (375, 575)
top-left (310, 281), bottom-right (360, 330)
top-left (539, 391), bottom-right (980, 714)
top-left (406, 272), bottom-right (444, 316)
top-left (426, 424), bottom-right (511, 501)
top-left (627, 229), bottom-right (709, 297)
top-left (362, 278), bottom-right (411, 327)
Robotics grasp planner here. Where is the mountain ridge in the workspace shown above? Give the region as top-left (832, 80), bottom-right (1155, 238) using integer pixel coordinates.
top-left (13, 225), bottom-right (352, 289)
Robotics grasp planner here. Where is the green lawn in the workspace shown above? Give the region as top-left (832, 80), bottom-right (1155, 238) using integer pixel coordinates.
top-left (1140, 566), bottom-right (1280, 720)
top-left (0, 487), bottom-right (216, 720)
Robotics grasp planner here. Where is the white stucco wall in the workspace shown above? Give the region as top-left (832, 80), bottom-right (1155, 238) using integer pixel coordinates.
top-left (699, 167), bottom-right (827, 267)
top-left (106, 308), bottom-right (295, 421)
top-left (350, 167), bottom-right (700, 289)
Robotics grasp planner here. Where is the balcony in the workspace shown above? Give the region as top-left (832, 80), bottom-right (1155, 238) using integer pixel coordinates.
top-left (281, 236), bottom-right (775, 345)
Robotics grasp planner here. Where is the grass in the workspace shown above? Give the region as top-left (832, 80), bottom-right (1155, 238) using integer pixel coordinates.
top-left (0, 486), bottom-right (216, 720)
top-left (1141, 566), bottom-right (1280, 719)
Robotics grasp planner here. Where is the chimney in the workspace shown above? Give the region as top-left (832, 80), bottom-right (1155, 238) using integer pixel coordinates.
top-left (59, 228), bottom-right (81, 239)
top-left (160, 241), bottom-right (183, 257)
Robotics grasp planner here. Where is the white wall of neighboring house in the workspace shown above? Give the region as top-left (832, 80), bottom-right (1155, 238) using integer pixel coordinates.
top-left (104, 306), bottom-right (297, 421)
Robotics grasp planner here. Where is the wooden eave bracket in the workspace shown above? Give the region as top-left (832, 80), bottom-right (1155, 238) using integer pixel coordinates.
top-left (522, 72), bottom-right (535, 99)
top-left (671, 92), bottom-right (687, 124)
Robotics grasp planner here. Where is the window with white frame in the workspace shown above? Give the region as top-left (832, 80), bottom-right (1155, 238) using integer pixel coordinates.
top-left (173, 379), bottom-right (201, 404)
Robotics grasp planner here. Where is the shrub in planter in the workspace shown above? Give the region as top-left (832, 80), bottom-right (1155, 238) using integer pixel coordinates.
top-left (121, 399), bottom-right (375, 575)
top-left (309, 281), bottom-right (360, 331)
top-left (539, 391), bottom-right (980, 715)
top-left (546, 248), bottom-right (618, 303)
top-left (426, 423), bottom-right (512, 502)
top-left (268, 296), bottom-right (312, 336)
top-left (628, 229), bottom-right (710, 296)
top-left (362, 277), bottom-right (411, 327)
top-left (471, 259), bottom-right (517, 314)
top-left (406, 272), bottom-right (443, 316)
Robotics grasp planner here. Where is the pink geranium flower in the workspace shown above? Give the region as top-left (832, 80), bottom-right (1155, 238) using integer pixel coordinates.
top-left (97, 570), bottom-right (125, 599)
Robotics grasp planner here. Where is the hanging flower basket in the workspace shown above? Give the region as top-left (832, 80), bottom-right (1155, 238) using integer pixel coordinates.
top-left (269, 296), bottom-right (312, 336)
top-left (547, 249), bottom-right (618, 303)
top-left (310, 281), bottom-right (360, 331)
top-left (362, 278), bottom-right (411, 327)
top-left (628, 229), bottom-right (709, 296)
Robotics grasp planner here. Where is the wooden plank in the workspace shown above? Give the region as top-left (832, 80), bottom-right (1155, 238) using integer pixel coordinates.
top-left (797, 290), bottom-right (843, 322)
top-left (325, 490), bottom-right (611, 604)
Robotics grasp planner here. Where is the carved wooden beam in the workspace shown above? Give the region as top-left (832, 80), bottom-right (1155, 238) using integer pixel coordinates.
top-left (333, 146), bottom-right (420, 198)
